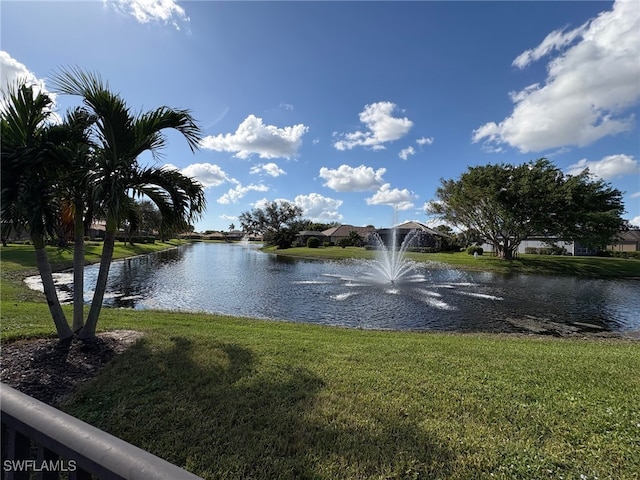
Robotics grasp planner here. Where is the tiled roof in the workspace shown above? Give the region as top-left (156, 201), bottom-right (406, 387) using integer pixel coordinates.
top-left (614, 230), bottom-right (640, 242)
top-left (322, 225), bottom-right (376, 237)
top-left (395, 221), bottom-right (444, 236)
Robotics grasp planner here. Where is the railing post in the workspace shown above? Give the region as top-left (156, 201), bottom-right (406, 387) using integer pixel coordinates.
top-left (35, 445), bottom-right (59, 480)
top-left (67, 467), bottom-right (92, 480)
top-left (4, 426), bottom-right (31, 480)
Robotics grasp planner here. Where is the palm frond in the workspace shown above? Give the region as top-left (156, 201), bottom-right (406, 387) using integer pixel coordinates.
top-left (136, 107), bottom-right (203, 153)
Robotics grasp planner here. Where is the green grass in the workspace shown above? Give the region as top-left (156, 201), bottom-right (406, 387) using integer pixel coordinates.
top-left (0, 240), bottom-right (186, 272)
top-left (2, 242), bottom-right (639, 479)
top-left (33, 312), bottom-right (640, 479)
top-left (266, 246), bottom-right (640, 278)
top-left (0, 240), bottom-right (186, 339)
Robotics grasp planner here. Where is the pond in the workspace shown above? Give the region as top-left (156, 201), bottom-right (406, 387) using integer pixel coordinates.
top-left (30, 242), bottom-right (640, 337)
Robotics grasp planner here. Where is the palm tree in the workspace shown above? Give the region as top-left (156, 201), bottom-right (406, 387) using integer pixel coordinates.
top-left (1, 81), bottom-right (74, 340)
top-left (51, 68), bottom-right (206, 339)
top-left (52, 107), bottom-right (97, 332)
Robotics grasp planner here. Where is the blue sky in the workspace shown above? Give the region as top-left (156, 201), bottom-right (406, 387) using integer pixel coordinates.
top-left (2, 0), bottom-right (639, 232)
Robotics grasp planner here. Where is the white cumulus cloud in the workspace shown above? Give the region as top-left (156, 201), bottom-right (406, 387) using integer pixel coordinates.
top-left (630, 216), bottom-right (640, 228)
top-left (399, 146), bottom-right (416, 160)
top-left (217, 183), bottom-right (269, 205)
top-left (165, 162), bottom-right (230, 188)
top-left (319, 164), bottom-right (386, 192)
top-left (0, 51), bottom-right (58, 119)
top-left (294, 193), bottom-right (344, 223)
top-left (105, 0), bottom-right (190, 31)
top-left (416, 136), bottom-right (434, 146)
top-left (334, 102), bottom-right (413, 151)
top-left (365, 184), bottom-right (417, 211)
top-left (1, 51), bottom-right (45, 92)
top-left (512, 23), bottom-right (588, 69)
top-left (250, 162), bottom-right (286, 177)
top-left (473, 0), bottom-right (640, 153)
top-left (201, 115), bottom-right (308, 159)
top-left (565, 154), bottom-right (640, 180)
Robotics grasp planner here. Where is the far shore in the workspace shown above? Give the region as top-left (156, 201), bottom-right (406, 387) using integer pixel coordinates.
top-left (2, 238), bottom-right (638, 281)
top-left (261, 244), bottom-right (640, 279)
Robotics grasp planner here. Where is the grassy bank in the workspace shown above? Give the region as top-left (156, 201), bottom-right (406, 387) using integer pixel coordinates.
top-left (0, 240), bottom-right (186, 337)
top-left (1, 243), bottom-right (639, 479)
top-left (0, 240), bottom-right (186, 273)
top-left (3, 304), bottom-right (639, 479)
top-left (265, 245), bottom-right (640, 278)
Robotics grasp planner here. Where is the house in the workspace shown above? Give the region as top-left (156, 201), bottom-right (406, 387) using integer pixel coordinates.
top-left (321, 225), bottom-right (377, 245)
top-left (0, 225), bottom-right (30, 244)
top-left (226, 230), bottom-right (245, 241)
top-left (374, 221), bottom-right (447, 250)
top-left (607, 230), bottom-right (640, 252)
top-left (296, 231), bottom-right (327, 246)
top-left (88, 221), bottom-right (106, 240)
top-left (202, 232), bottom-right (226, 241)
top-left (243, 233), bottom-right (263, 242)
top-left (480, 236), bottom-right (598, 256)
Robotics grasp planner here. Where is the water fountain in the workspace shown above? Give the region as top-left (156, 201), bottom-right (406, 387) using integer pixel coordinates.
top-left (364, 228), bottom-right (420, 284)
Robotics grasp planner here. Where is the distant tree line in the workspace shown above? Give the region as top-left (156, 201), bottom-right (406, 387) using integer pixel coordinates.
top-left (240, 159), bottom-right (625, 259)
top-left (239, 200), bottom-right (340, 249)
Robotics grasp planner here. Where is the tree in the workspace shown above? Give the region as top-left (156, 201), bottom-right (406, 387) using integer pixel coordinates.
top-left (136, 200), bottom-right (163, 236)
top-left (1, 81), bottom-right (74, 339)
top-left (239, 200), bottom-right (303, 248)
top-left (53, 106), bottom-right (97, 331)
top-left (430, 158), bottom-right (624, 260)
top-left (559, 170), bottom-right (625, 249)
top-left (51, 68), bottom-right (206, 339)
top-left (348, 230), bottom-right (364, 247)
top-left (433, 225), bottom-right (458, 251)
top-left (293, 220), bottom-right (340, 232)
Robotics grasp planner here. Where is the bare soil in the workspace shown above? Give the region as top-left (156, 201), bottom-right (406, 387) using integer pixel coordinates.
top-left (0, 330), bottom-right (143, 407)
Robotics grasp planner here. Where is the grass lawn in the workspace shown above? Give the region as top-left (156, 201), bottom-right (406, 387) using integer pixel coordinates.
top-left (1, 242), bottom-right (639, 479)
top-left (266, 245), bottom-right (640, 278)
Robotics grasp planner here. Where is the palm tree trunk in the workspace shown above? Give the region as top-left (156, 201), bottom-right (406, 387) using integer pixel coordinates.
top-left (81, 219), bottom-right (116, 340)
top-left (32, 234), bottom-right (73, 340)
top-left (72, 199), bottom-right (85, 332)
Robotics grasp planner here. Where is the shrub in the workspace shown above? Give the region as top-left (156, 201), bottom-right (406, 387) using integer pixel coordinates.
top-left (608, 250), bottom-right (640, 260)
top-left (408, 247), bottom-right (437, 253)
top-left (525, 246), bottom-right (569, 255)
top-left (337, 238), bottom-right (351, 248)
top-left (115, 236), bottom-right (157, 244)
top-left (323, 241), bottom-right (334, 247)
top-left (466, 246), bottom-right (483, 255)
top-left (307, 237), bottom-right (320, 248)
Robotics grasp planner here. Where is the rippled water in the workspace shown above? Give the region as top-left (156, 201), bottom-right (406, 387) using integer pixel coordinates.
top-left (28, 242), bottom-right (640, 336)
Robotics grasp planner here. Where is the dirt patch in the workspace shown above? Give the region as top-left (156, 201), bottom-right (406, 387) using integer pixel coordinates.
top-left (1, 330), bottom-right (143, 407)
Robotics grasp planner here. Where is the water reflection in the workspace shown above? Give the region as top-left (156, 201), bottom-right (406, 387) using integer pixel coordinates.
top-left (28, 243), bottom-right (640, 336)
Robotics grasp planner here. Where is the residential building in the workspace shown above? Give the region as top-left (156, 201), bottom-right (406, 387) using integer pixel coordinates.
top-left (321, 225), bottom-right (377, 245)
top-left (607, 230), bottom-right (640, 252)
top-left (374, 221), bottom-right (447, 250)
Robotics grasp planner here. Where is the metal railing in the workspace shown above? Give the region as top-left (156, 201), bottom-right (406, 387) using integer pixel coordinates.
top-left (1, 383), bottom-right (203, 480)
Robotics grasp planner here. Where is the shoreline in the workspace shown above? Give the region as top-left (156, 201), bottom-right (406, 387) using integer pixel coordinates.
top-left (263, 245), bottom-right (640, 279)
top-left (3, 241), bottom-right (639, 342)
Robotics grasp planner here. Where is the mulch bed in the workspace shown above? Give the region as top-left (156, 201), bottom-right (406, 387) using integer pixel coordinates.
top-left (0, 330), bottom-right (143, 407)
